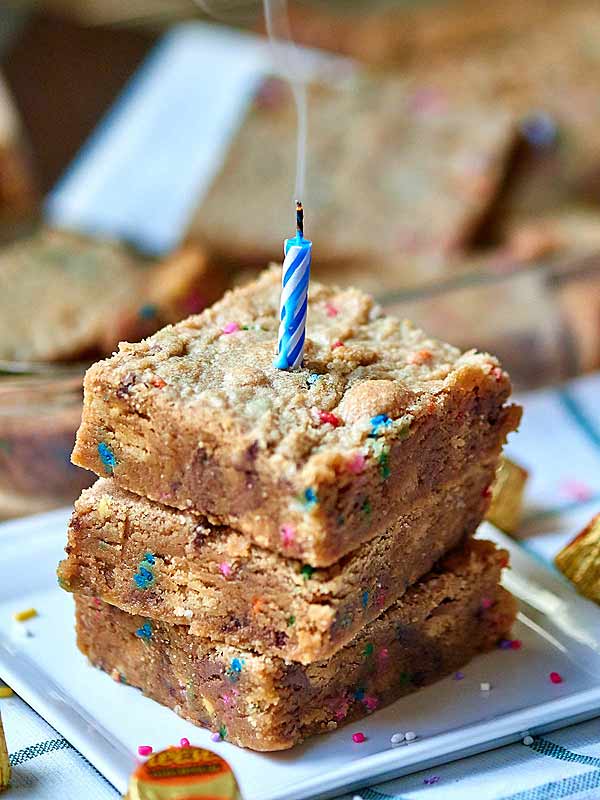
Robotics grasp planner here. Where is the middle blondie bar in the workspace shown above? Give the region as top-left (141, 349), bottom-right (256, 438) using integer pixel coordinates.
top-left (59, 459), bottom-right (492, 663)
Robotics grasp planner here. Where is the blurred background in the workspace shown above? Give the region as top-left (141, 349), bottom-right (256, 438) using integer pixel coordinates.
top-left (1, 0), bottom-right (600, 519)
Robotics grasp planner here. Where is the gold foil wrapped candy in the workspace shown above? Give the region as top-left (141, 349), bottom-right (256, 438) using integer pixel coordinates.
top-left (555, 514), bottom-right (600, 603)
top-left (0, 711), bottom-right (10, 791)
top-left (486, 457), bottom-right (529, 535)
top-left (124, 746), bottom-right (241, 800)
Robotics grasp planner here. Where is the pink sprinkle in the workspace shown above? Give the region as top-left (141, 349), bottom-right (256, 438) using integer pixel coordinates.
top-left (319, 410), bottom-right (342, 427)
top-left (511, 639), bottom-right (522, 650)
top-left (363, 695), bottom-right (379, 711)
top-left (378, 647), bottom-right (389, 662)
top-left (560, 479), bottom-right (593, 502)
top-left (352, 732), bottom-right (366, 743)
top-left (482, 485), bottom-right (493, 499)
top-left (211, 732), bottom-right (222, 742)
top-left (481, 598), bottom-right (493, 609)
top-left (179, 738), bottom-right (190, 748)
top-left (334, 696), bottom-right (350, 721)
top-left (222, 322), bottom-right (240, 335)
top-left (375, 590), bottom-right (387, 609)
top-left (347, 453), bottom-right (366, 475)
top-left (331, 340), bottom-right (344, 350)
top-left (219, 562), bottom-right (232, 578)
top-left (183, 290), bottom-right (207, 314)
top-left (281, 524), bottom-right (295, 547)
top-left (138, 745), bottom-right (153, 757)
top-left (325, 302), bottom-right (339, 318)
top-left (550, 672), bottom-right (563, 684)
top-left (409, 86), bottom-right (447, 115)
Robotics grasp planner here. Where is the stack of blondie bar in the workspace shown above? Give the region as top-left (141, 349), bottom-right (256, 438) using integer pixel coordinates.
top-left (58, 268), bottom-right (521, 751)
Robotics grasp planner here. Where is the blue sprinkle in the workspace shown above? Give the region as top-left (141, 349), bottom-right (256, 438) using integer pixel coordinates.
top-left (354, 688), bottom-right (365, 701)
top-left (303, 487), bottom-right (318, 508)
top-left (133, 553), bottom-right (156, 589)
top-left (97, 442), bottom-right (117, 474)
top-left (307, 373), bottom-right (321, 386)
top-left (227, 657), bottom-right (244, 682)
top-left (520, 112), bottom-right (558, 148)
top-left (370, 414), bottom-right (392, 437)
top-left (135, 621), bottom-right (152, 640)
top-left (138, 303), bottom-right (158, 320)
top-left (362, 591), bottom-right (369, 609)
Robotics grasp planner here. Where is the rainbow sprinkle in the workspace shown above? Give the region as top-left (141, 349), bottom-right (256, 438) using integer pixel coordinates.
top-left (97, 442), bottom-right (117, 474)
top-left (227, 658), bottom-right (244, 682)
top-left (133, 553), bottom-right (156, 590)
top-left (219, 563), bottom-right (233, 578)
top-left (13, 608), bottom-right (37, 622)
top-left (135, 621), bottom-right (153, 640)
top-left (302, 488), bottom-right (318, 509)
top-left (370, 414), bottom-right (392, 436)
top-left (281, 524), bottom-right (295, 547)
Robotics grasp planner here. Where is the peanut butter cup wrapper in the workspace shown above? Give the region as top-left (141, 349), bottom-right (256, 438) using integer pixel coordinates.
top-left (486, 457), bottom-right (529, 535)
top-left (555, 513), bottom-right (600, 603)
top-left (0, 711), bottom-right (10, 790)
top-left (124, 746), bottom-right (241, 800)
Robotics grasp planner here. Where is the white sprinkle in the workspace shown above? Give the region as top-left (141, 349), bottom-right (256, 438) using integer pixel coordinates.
top-left (173, 704), bottom-right (182, 716)
top-left (480, 681), bottom-right (491, 692)
top-left (404, 731), bottom-right (417, 742)
top-left (523, 735), bottom-right (534, 746)
top-left (390, 732), bottom-right (405, 745)
top-left (353, 796), bottom-right (364, 800)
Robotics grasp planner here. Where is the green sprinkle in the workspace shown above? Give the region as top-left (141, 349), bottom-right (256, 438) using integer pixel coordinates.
top-left (361, 498), bottom-right (371, 516)
top-left (399, 671), bottom-right (412, 687)
top-left (219, 724), bottom-right (227, 740)
top-left (186, 680), bottom-right (195, 701)
top-left (363, 642), bottom-right (374, 658)
top-left (378, 447), bottom-right (391, 480)
top-left (287, 615), bottom-right (296, 627)
top-left (301, 564), bottom-right (314, 580)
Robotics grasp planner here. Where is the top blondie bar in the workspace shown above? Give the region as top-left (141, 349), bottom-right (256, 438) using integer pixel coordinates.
top-left (72, 267), bottom-right (521, 566)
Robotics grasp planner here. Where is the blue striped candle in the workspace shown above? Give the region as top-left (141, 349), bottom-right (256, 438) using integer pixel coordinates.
top-left (274, 205), bottom-right (312, 370)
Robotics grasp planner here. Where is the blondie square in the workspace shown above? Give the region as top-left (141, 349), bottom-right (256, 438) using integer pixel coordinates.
top-left (75, 539), bottom-right (516, 751)
top-left (72, 268), bottom-right (521, 566)
top-left (60, 462), bottom-right (493, 663)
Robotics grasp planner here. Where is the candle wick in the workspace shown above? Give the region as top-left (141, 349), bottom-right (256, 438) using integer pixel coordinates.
top-left (296, 200), bottom-right (304, 238)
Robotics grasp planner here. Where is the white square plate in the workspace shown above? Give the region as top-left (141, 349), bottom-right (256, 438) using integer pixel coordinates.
top-left (1, 510), bottom-right (600, 800)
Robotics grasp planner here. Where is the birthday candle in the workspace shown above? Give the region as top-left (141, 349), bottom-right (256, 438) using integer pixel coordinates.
top-left (274, 201), bottom-right (312, 370)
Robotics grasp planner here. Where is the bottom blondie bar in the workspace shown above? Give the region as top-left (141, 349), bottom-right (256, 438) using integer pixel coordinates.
top-left (75, 540), bottom-right (516, 751)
